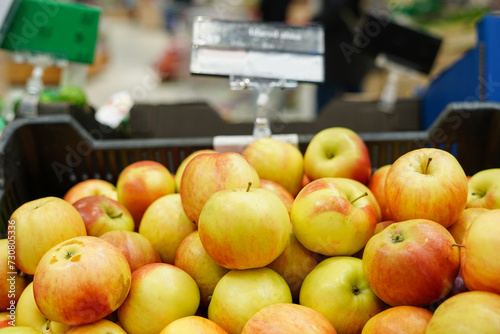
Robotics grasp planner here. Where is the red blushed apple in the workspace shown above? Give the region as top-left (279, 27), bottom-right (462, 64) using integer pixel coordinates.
top-left (180, 152), bottom-right (260, 224)
top-left (425, 291), bottom-right (500, 333)
top-left (242, 303), bottom-right (337, 334)
top-left (33, 236), bottom-right (132, 326)
top-left (461, 209), bottom-right (500, 294)
top-left (66, 319), bottom-right (127, 333)
top-left (447, 207), bottom-right (488, 244)
top-left (303, 127), bottom-right (372, 184)
top-left (160, 316), bottom-right (228, 334)
top-left (174, 231), bottom-right (230, 308)
top-left (362, 219), bottom-right (460, 307)
top-left (385, 148), bottom-right (468, 228)
top-left (73, 196), bottom-right (135, 237)
top-left (361, 305), bottom-right (433, 334)
top-left (174, 149), bottom-right (216, 192)
top-left (116, 160), bottom-right (176, 228)
top-left (368, 164), bottom-right (393, 221)
top-left (63, 179), bottom-right (118, 204)
top-left (260, 179), bottom-right (295, 214)
top-left (100, 230), bottom-right (162, 273)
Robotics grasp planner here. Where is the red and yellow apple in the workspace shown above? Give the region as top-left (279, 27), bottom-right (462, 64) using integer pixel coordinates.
top-left (0, 311), bottom-right (12, 328)
top-left (447, 207), bottom-right (488, 244)
top-left (466, 168), bottom-right (500, 209)
top-left (259, 179), bottom-right (295, 214)
top-left (159, 316), bottom-right (228, 334)
top-left (116, 160), bottom-right (176, 228)
top-left (66, 319), bottom-right (127, 333)
top-left (385, 148), bottom-right (468, 228)
top-left (138, 194), bottom-right (196, 264)
top-left (10, 197), bottom-right (87, 275)
top-left (33, 236), bottom-right (131, 326)
top-left (117, 263), bottom-right (200, 334)
top-left (174, 149), bottom-right (216, 192)
top-left (362, 219), bottom-right (460, 307)
top-left (303, 127), bottom-right (372, 184)
top-left (63, 179), bottom-right (118, 204)
top-left (73, 196), bottom-right (135, 237)
top-left (198, 184), bottom-right (290, 270)
top-left (367, 164), bottom-right (393, 221)
top-left (361, 305), bottom-right (432, 334)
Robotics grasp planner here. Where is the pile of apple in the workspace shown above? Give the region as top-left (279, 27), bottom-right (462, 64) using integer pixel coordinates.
top-left (1, 126), bottom-right (500, 334)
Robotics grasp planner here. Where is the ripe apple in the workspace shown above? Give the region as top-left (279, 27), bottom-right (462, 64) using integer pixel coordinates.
top-left (460, 209), bottom-right (500, 294)
top-left (466, 168), bottom-right (500, 209)
top-left (259, 179), bottom-right (295, 214)
top-left (0, 239), bottom-right (28, 310)
top-left (385, 148), bottom-right (468, 228)
top-left (10, 197), bottom-right (87, 275)
top-left (100, 230), bottom-right (161, 273)
top-left (174, 149), bottom-right (216, 192)
top-left (0, 326), bottom-right (45, 333)
top-left (367, 164), bottom-right (393, 221)
top-left (303, 127), bottom-right (371, 184)
top-left (0, 311), bottom-right (12, 328)
top-left (300, 256), bottom-right (386, 334)
top-left (361, 306), bottom-right (432, 334)
top-left (425, 291), bottom-right (500, 333)
top-left (180, 152), bottom-right (260, 224)
top-left (116, 160), bottom-right (176, 228)
top-left (447, 207), bottom-right (488, 244)
top-left (138, 194), bottom-right (196, 264)
top-left (159, 316), bottom-right (228, 334)
top-left (208, 267), bottom-right (292, 334)
top-left (340, 177), bottom-right (382, 222)
top-left (242, 137), bottom-right (304, 196)
top-left (66, 319), bottom-right (127, 333)
top-left (73, 196), bottom-right (135, 237)
top-left (198, 183), bottom-right (290, 270)
top-left (174, 231), bottom-right (230, 308)
top-left (14, 283), bottom-right (71, 333)
top-left (291, 177), bottom-right (378, 256)
top-left (242, 303), bottom-right (337, 334)
top-left (33, 236), bottom-right (132, 326)
top-left (267, 230), bottom-right (321, 300)
top-left (117, 263), bottom-right (200, 334)
top-left (63, 179), bottom-right (118, 204)
top-left (362, 219), bottom-right (460, 307)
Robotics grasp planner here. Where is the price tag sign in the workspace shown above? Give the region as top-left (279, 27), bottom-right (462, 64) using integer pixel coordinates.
top-left (190, 17), bottom-right (325, 83)
top-left (0, 0), bottom-right (20, 45)
top-left (1, 0), bottom-right (101, 64)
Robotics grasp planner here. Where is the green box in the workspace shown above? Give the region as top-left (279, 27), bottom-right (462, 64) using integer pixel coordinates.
top-left (1, 0), bottom-right (101, 64)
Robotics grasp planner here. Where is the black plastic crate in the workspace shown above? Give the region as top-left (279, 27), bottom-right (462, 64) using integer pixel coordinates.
top-left (1, 101), bottom-right (500, 237)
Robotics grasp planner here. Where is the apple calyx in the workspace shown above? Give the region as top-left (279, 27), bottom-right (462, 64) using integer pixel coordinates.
top-left (391, 233), bottom-right (404, 244)
top-left (352, 286), bottom-right (361, 296)
top-left (424, 157), bottom-right (433, 174)
top-left (470, 191), bottom-right (485, 199)
top-left (351, 192), bottom-right (368, 205)
top-left (105, 206), bottom-right (123, 219)
top-left (246, 182), bottom-right (252, 192)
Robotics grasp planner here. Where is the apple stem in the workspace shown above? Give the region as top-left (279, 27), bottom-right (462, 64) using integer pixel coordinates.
top-left (452, 243), bottom-right (466, 248)
top-left (351, 192), bottom-right (368, 205)
top-left (246, 182), bottom-right (252, 192)
top-left (46, 320), bottom-right (51, 330)
top-left (424, 157), bottom-right (433, 174)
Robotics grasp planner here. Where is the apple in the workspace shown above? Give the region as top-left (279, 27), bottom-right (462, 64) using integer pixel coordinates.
top-left (267, 230), bottom-right (321, 300)
top-left (367, 164), bottom-right (393, 221)
top-left (242, 303), bottom-right (337, 334)
top-left (0, 239), bottom-right (28, 311)
top-left (174, 231), bottom-right (230, 308)
top-left (303, 127), bottom-right (372, 184)
top-left (385, 148), bottom-right (468, 228)
top-left (208, 267), bottom-right (292, 334)
top-left (460, 209), bottom-right (500, 294)
top-left (63, 179), bottom-right (118, 204)
top-left (180, 152), bottom-right (260, 224)
top-left (14, 283), bottom-right (71, 333)
top-left (100, 230), bottom-right (161, 273)
top-left (466, 168), bottom-right (500, 209)
top-left (159, 316), bottom-right (228, 334)
top-left (117, 263), bottom-right (200, 334)
top-left (341, 177), bottom-right (382, 222)
top-left (425, 291), bottom-right (500, 333)
top-left (291, 177), bottom-right (378, 256)
top-left (0, 311), bottom-right (12, 328)
top-left (138, 194), bottom-right (196, 264)
top-left (374, 220), bottom-right (396, 234)
top-left (116, 160), bottom-right (176, 228)
top-left (447, 207), bottom-right (488, 244)
top-left (259, 179), bottom-right (295, 214)
top-left (33, 236), bottom-right (132, 326)
top-left (174, 149), bottom-right (216, 192)
top-left (10, 197), bottom-right (87, 275)
top-left (361, 305), bottom-right (432, 334)
top-left (66, 319), bottom-right (127, 333)
top-left (362, 219), bottom-right (460, 307)
top-left (73, 196), bottom-right (135, 237)
top-left (0, 327), bottom-right (45, 333)
top-left (198, 183), bottom-right (290, 270)
top-left (242, 137), bottom-right (304, 196)
top-left (299, 256), bottom-right (386, 334)
top-left (301, 173), bottom-right (311, 189)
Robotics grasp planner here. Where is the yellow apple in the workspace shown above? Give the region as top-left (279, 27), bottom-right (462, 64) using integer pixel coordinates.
top-left (447, 207), bottom-right (488, 244)
top-left (0, 239), bottom-right (28, 311)
top-left (466, 168), bottom-right (500, 209)
top-left (63, 179), bottom-right (118, 204)
top-left (0, 327), bottom-right (44, 333)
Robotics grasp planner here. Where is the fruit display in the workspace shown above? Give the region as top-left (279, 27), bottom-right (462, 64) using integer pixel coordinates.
top-left (1, 125), bottom-right (499, 333)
